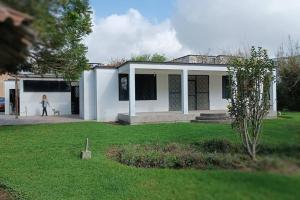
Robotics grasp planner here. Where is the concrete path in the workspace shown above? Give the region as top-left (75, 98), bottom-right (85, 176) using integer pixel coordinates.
top-left (0, 115), bottom-right (85, 126)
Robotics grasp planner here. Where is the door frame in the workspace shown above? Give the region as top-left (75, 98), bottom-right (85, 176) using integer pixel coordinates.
top-left (168, 74), bottom-right (210, 111)
top-left (188, 75), bottom-right (210, 111)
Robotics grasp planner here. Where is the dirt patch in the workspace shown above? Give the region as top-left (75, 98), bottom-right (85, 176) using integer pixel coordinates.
top-left (0, 188), bottom-right (12, 200)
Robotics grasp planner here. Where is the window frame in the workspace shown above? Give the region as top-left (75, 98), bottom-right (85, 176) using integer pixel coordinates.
top-left (118, 74), bottom-right (157, 101)
top-left (23, 80), bottom-right (70, 92)
top-left (222, 75), bottom-right (231, 99)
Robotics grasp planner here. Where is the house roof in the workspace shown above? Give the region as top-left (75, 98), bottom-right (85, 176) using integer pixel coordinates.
top-left (115, 61), bottom-right (227, 69)
top-left (0, 4), bottom-right (33, 26)
top-left (0, 4), bottom-right (35, 74)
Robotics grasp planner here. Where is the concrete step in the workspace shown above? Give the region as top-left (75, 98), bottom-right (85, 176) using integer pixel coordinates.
top-left (192, 112), bottom-right (230, 124)
top-left (195, 116), bottom-right (229, 120)
top-left (200, 113), bottom-right (228, 118)
top-left (191, 119), bottom-right (231, 124)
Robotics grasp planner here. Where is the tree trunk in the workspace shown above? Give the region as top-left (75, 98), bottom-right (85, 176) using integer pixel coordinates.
top-left (15, 75), bottom-right (19, 119)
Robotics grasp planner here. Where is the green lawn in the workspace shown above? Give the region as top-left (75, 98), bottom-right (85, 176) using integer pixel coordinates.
top-left (0, 113), bottom-right (299, 200)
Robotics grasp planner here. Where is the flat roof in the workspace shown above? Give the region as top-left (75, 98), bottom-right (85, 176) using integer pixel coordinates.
top-left (93, 61), bottom-right (227, 69)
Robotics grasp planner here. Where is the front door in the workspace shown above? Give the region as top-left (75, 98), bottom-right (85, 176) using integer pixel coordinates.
top-left (196, 75), bottom-right (209, 110)
top-left (168, 75), bottom-right (181, 111)
top-left (188, 77), bottom-right (196, 110)
top-left (169, 75), bottom-right (209, 111)
top-left (188, 75), bottom-right (209, 110)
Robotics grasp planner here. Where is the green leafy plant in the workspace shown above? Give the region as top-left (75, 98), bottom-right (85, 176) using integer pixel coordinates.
top-left (228, 47), bottom-right (275, 160)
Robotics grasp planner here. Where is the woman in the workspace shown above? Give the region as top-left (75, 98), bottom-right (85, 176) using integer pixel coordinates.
top-left (41, 95), bottom-right (49, 116)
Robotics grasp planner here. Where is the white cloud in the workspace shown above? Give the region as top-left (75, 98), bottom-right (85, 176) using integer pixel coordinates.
top-left (85, 9), bottom-right (191, 63)
top-left (86, 1), bottom-right (300, 62)
top-left (172, 0), bottom-right (300, 56)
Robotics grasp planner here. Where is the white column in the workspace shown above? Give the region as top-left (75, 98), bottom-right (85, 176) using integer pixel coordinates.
top-left (181, 69), bottom-right (188, 114)
top-left (96, 70), bottom-right (101, 121)
top-left (129, 67), bottom-right (136, 116)
top-left (272, 69), bottom-right (277, 112)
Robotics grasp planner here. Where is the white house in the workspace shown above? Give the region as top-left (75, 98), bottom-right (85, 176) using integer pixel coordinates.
top-left (80, 59), bottom-right (277, 124)
top-left (4, 73), bottom-right (79, 116)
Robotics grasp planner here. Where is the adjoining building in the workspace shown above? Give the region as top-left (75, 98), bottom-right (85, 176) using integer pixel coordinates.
top-left (4, 72), bottom-right (79, 116)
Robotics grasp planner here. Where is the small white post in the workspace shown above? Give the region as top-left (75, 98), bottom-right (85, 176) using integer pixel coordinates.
top-left (85, 138), bottom-right (89, 151)
top-left (181, 69), bottom-right (188, 114)
top-left (81, 138), bottom-right (91, 160)
top-left (272, 69), bottom-right (277, 112)
top-left (129, 66), bottom-right (136, 116)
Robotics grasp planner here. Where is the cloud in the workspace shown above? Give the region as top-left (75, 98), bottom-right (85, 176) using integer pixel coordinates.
top-left (85, 9), bottom-right (191, 63)
top-left (172, 0), bottom-right (300, 56)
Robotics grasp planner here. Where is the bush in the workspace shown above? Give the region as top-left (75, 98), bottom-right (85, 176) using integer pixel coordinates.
top-left (106, 141), bottom-right (300, 173)
top-left (107, 143), bottom-right (248, 170)
top-left (194, 139), bottom-right (240, 154)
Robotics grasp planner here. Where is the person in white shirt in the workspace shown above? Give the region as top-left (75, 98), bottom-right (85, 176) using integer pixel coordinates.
top-left (41, 94), bottom-right (49, 116)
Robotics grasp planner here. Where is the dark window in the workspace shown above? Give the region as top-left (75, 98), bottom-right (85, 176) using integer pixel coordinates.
top-left (222, 76), bottom-right (230, 99)
top-left (119, 74), bottom-right (129, 101)
top-left (23, 80), bottom-right (70, 92)
top-left (119, 74), bottom-right (157, 101)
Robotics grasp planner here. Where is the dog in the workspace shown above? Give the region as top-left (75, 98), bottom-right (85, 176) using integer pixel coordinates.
top-left (52, 108), bottom-right (60, 116)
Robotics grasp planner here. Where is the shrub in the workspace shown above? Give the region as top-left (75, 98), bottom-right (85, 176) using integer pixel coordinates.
top-left (106, 142), bottom-right (300, 173)
top-left (106, 143), bottom-right (247, 170)
top-left (197, 139), bottom-right (240, 154)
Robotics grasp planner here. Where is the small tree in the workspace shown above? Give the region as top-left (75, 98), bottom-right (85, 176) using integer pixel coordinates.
top-left (228, 47), bottom-right (275, 160)
top-left (131, 53), bottom-right (167, 62)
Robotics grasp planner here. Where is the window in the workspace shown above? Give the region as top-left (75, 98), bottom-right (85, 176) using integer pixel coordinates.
top-left (23, 80), bottom-right (70, 92)
top-left (119, 74), bottom-right (157, 101)
top-left (222, 76), bottom-right (230, 99)
top-left (119, 74), bottom-right (129, 101)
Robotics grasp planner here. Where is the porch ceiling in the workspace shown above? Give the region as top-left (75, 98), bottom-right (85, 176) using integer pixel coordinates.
top-left (118, 62), bottom-right (228, 74)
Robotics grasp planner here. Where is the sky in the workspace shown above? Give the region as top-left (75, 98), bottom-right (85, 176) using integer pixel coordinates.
top-left (85, 0), bottom-right (300, 63)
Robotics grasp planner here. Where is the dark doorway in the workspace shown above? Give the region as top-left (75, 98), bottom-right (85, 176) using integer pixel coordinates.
top-left (71, 86), bottom-right (79, 114)
top-left (9, 89), bottom-right (19, 115)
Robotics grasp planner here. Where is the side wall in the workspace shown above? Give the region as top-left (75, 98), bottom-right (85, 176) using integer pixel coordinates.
top-left (19, 79), bottom-right (71, 116)
top-left (80, 70), bottom-right (96, 120)
top-left (208, 73), bottom-right (229, 110)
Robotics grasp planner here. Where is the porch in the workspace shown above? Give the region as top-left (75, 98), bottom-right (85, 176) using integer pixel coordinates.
top-left (115, 62), bottom-right (277, 124)
top-left (118, 110), bottom-right (228, 125)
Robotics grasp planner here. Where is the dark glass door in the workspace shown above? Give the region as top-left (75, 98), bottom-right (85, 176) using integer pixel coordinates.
top-left (188, 75), bottom-right (209, 110)
top-left (71, 86), bottom-right (79, 114)
top-left (168, 75), bottom-right (182, 111)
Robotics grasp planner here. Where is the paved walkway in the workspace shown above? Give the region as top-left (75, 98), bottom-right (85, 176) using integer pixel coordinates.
top-left (0, 115), bottom-right (85, 126)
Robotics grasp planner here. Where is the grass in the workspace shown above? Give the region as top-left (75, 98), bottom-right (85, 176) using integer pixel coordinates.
top-left (0, 112), bottom-right (299, 199)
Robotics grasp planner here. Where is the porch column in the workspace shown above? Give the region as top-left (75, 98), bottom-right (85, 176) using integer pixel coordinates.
top-left (129, 66), bottom-right (136, 116)
top-left (181, 69), bottom-right (188, 114)
top-left (271, 69), bottom-right (277, 112)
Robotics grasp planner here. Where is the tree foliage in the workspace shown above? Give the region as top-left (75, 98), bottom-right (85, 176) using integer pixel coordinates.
top-left (277, 38), bottom-right (300, 111)
top-left (228, 47), bottom-right (275, 160)
top-left (131, 53), bottom-right (167, 62)
top-left (2, 0), bottom-right (92, 81)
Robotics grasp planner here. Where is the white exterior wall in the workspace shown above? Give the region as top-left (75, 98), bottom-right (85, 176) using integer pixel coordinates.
top-left (95, 69), bottom-right (169, 122)
top-left (79, 75), bottom-right (84, 118)
top-left (4, 79), bottom-right (71, 116)
top-left (19, 79), bottom-right (71, 116)
top-left (209, 73), bottom-right (229, 110)
top-left (4, 80), bottom-right (15, 115)
top-left (80, 70), bottom-right (96, 120)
